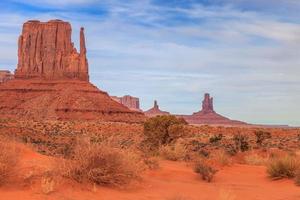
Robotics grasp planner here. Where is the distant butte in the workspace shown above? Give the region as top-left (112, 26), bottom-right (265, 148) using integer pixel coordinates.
top-left (111, 95), bottom-right (142, 112)
top-left (0, 20), bottom-right (144, 122)
top-left (0, 70), bottom-right (14, 83)
top-left (144, 100), bottom-right (170, 117)
top-left (179, 93), bottom-right (247, 126)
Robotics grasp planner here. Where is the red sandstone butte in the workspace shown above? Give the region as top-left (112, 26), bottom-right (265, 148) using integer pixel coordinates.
top-left (111, 95), bottom-right (142, 112)
top-left (179, 93), bottom-right (247, 126)
top-left (0, 20), bottom-right (144, 122)
top-left (15, 20), bottom-right (88, 81)
top-left (0, 70), bottom-right (14, 83)
top-left (144, 100), bottom-right (170, 117)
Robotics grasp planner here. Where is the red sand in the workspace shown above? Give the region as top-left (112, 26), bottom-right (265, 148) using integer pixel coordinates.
top-left (0, 146), bottom-right (299, 200)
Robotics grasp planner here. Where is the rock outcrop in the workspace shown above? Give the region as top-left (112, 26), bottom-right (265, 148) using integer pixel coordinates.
top-left (144, 100), bottom-right (170, 117)
top-left (15, 20), bottom-right (88, 81)
top-left (179, 93), bottom-right (247, 126)
top-left (111, 95), bottom-right (142, 112)
top-left (0, 20), bottom-right (144, 122)
top-left (0, 70), bottom-right (14, 83)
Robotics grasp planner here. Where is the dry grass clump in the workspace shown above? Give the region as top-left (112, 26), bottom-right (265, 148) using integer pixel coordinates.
top-left (267, 155), bottom-right (300, 179)
top-left (41, 173), bottom-right (55, 195)
top-left (144, 157), bottom-right (160, 170)
top-left (61, 142), bottom-right (144, 187)
top-left (211, 150), bottom-right (232, 166)
top-left (244, 153), bottom-right (267, 166)
top-left (295, 169), bottom-right (300, 186)
top-left (0, 138), bottom-right (19, 186)
top-left (194, 159), bottom-right (217, 182)
top-left (159, 142), bottom-right (187, 161)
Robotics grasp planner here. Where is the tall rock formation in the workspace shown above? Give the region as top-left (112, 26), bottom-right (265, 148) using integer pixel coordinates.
top-left (111, 95), bottom-right (142, 112)
top-left (144, 100), bottom-right (170, 117)
top-left (201, 93), bottom-right (214, 114)
top-left (0, 70), bottom-right (14, 83)
top-left (178, 93), bottom-right (247, 126)
top-left (15, 20), bottom-right (88, 81)
top-left (0, 20), bottom-right (144, 122)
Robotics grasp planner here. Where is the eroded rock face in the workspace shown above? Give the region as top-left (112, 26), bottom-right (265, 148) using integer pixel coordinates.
top-left (144, 100), bottom-right (170, 117)
top-left (201, 93), bottom-right (214, 114)
top-left (0, 19), bottom-right (145, 122)
top-left (111, 95), bottom-right (142, 112)
top-left (0, 70), bottom-right (14, 83)
top-left (15, 20), bottom-right (88, 81)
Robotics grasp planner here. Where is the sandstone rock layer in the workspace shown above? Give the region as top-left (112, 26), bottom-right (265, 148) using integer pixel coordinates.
top-left (0, 20), bottom-right (145, 122)
top-left (0, 70), bottom-right (14, 83)
top-left (144, 100), bottom-right (170, 117)
top-left (0, 79), bottom-right (144, 122)
top-left (15, 20), bottom-right (88, 81)
top-left (111, 95), bottom-right (142, 112)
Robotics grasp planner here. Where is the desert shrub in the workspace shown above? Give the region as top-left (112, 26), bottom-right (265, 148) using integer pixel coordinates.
top-left (61, 142), bottom-right (144, 187)
top-left (211, 150), bottom-right (231, 166)
top-left (41, 173), bottom-right (55, 194)
top-left (143, 116), bottom-right (187, 151)
top-left (159, 142), bottom-right (187, 161)
top-left (0, 138), bottom-right (19, 185)
top-left (194, 159), bottom-right (217, 182)
top-left (209, 134), bottom-right (223, 144)
top-left (267, 155), bottom-right (300, 179)
top-left (244, 153), bottom-right (267, 166)
top-left (254, 131), bottom-right (271, 147)
top-left (233, 134), bottom-right (249, 152)
top-left (144, 157), bottom-right (160, 170)
top-left (295, 169), bottom-right (300, 186)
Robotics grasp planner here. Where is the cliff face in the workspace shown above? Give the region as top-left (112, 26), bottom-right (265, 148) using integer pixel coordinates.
top-left (0, 19), bottom-right (145, 122)
top-left (15, 20), bottom-right (88, 81)
top-left (0, 70), bottom-right (14, 83)
top-left (111, 95), bottom-right (142, 112)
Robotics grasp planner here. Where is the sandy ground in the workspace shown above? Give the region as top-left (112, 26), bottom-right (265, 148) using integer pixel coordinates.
top-left (0, 146), bottom-right (299, 200)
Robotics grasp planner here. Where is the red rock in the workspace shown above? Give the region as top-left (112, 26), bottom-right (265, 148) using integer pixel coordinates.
top-left (0, 20), bottom-right (145, 122)
top-left (144, 100), bottom-right (170, 117)
top-left (0, 70), bottom-right (14, 83)
top-left (111, 95), bottom-right (142, 112)
top-left (178, 93), bottom-right (247, 126)
top-left (15, 20), bottom-right (88, 81)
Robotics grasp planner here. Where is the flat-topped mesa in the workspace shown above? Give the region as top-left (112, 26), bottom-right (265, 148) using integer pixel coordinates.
top-left (15, 20), bottom-right (89, 81)
top-left (201, 93), bottom-right (215, 114)
top-left (0, 70), bottom-right (14, 83)
top-left (111, 95), bottom-right (142, 112)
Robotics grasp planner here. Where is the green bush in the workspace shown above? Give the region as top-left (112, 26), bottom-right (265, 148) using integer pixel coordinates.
top-left (143, 115), bottom-right (187, 151)
top-left (254, 130), bottom-right (271, 146)
top-left (209, 134), bottom-right (223, 144)
top-left (233, 133), bottom-right (249, 152)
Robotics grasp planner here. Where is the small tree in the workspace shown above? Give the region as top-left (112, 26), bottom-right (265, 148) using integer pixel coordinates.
top-left (233, 133), bottom-right (249, 152)
top-left (143, 115), bottom-right (187, 151)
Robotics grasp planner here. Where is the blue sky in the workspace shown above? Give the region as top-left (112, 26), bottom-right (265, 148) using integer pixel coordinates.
top-left (0, 0), bottom-right (300, 126)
